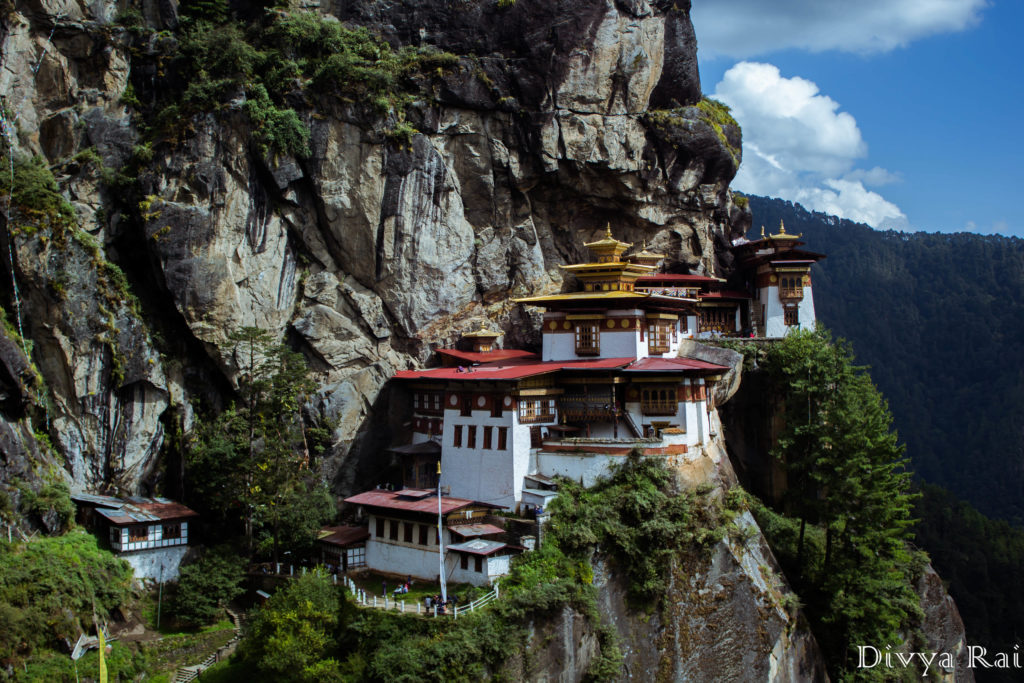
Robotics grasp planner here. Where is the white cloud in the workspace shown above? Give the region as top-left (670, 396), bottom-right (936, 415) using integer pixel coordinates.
top-left (844, 167), bottom-right (903, 187)
top-left (714, 62), bottom-right (908, 229)
top-left (692, 0), bottom-right (988, 58)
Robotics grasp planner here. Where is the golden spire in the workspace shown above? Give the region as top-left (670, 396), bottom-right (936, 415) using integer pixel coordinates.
top-left (779, 220), bottom-right (786, 234)
top-left (605, 223), bottom-right (613, 238)
top-left (760, 225), bottom-right (765, 239)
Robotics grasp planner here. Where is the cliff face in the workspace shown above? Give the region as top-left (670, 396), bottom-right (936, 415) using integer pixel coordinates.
top-left (0, 1), bottom-right (969, 680)
top-left (1, 0), bottom-right (746, 499)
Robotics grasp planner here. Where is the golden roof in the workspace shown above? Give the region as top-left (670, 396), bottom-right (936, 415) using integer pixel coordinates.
top-left (630, 240), bottom-right (666, 261)
top-left (583, 224), bottom-right (632, 255)
top-left (768, 219), bottom-right (801, 240)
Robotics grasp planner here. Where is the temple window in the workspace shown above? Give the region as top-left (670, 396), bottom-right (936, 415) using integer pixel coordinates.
top-left (641, 387), bottom-right (677, 415)
top-left (575, 323), bottom-right (600, 355)
top-left (785, 307), bottom-right (799, 326)
top-left (648, 322), bottom-right (671, 354)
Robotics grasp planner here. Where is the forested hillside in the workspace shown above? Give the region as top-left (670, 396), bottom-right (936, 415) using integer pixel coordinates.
top-left (746, 195), bottom-right (1024, 524)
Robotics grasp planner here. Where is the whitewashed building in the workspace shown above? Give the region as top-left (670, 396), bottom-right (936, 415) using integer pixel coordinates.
top-left (71, 492), bottom-right (198, 581)
top-left (343, 489), bottom-right (511, 586)
top-left (389, 227), bottom-right (728, 511)
top-left (732, 222), bottom-right (825, 338)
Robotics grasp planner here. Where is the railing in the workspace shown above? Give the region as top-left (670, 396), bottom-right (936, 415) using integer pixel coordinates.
top-left (518, 411), bottom-right (556, 424)
top-left (342, 576), bottom-right (500, 619)
top-left (779, 288), bottom-right (804, 300)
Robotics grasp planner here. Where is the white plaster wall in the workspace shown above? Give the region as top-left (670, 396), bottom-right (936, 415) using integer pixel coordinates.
top-left (448, 555), bottom-right (508, 586)
top-left (537, 451), bottom-right (625, 487)
top-left (510, 417), bottom-right (533, 506)
top-left (367, 531), bottom-right (450, 582)
top-left (799, 287), bottom-right (817, 331)
top-left (123, 546), bottom-right (189, 581)
top-left (760, 285), bottom-right (817, 338)
top-left (440, 408), bottom-right (517, 507)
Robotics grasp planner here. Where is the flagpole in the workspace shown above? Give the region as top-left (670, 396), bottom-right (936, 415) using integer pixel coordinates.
top-left (437, 460), bottom-right (447, 604)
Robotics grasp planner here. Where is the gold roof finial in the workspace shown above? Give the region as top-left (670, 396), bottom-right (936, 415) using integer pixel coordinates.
top-left (760, 225), bottom-right (765, 239)
top-left (605, 223), bottom-right (613, 238)
top-left (779, 220), bottom-right (786, 234)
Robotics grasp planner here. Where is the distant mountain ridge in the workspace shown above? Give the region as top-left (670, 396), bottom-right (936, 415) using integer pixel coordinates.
top-left (746, 195), bottom-right (1024, 523)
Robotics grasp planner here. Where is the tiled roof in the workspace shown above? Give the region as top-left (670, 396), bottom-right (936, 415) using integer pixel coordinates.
top-left (92, 498), bottom-right (198, 525)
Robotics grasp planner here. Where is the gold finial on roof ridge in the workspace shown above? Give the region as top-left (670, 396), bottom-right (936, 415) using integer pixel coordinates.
top-left (605, 223), bottom-right (613, 238)
top-left (760, 225), bottom-right (765, 238)
top-left (779, 220), bottom-right (786, 234)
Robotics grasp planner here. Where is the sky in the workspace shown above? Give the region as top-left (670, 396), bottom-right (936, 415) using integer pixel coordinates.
top-left (690, 0), bottom-right (1024, 237)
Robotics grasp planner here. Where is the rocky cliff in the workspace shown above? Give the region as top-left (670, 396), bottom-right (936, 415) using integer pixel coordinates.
top-left (1, 0), bottom-right (747, 502)
top-left (0, 0), bottom-right (970, 680)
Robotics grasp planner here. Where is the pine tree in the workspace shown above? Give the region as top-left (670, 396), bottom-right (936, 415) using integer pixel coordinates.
top-left (186, 327), bottom-right (333, 564)
top-left (766, 328), bottom-right (922, 676)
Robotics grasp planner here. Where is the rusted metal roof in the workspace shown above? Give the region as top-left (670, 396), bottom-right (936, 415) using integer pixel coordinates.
top-left (317, 525), bottom-right (370, 547)
top-left (344, 489), bottom-right (499, 514)
top-left (93, 498), bottom-right (198, 526)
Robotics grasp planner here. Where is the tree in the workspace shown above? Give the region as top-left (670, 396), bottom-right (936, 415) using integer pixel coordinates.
top-left (765, 328), bottom-right (921, 675)
top-left (174, 548), bottom-right (246, 626)
top-left (186, 327), bottom-right (334, 563)
top-left (234, 571), bottom-right (350, 683)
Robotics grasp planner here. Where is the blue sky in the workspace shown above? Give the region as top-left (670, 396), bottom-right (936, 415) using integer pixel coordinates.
top-left (691, 0), bottom-right (1023, 237)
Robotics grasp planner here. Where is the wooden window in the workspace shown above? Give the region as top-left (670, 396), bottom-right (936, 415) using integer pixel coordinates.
top-left (491, 397), bottom-right (503, 418)
top-left (460, 395), bottom-right (472, 417)
top-left (483, 426), bottom-right (492, 450)
top-left (453, 425), bottom-right (463, 448)
top-left (780, 276), bottom-right (803, 299)
top-left (680, 316), bottom-right (688, 333)
top-left (574, 323), bottom-right (600, 355)
top-left (461, 554), bottom-right (469, 570)
top-left (129, 526), bottom-right (148, 542)
top-left (163, 523), bottom-right (181, 539)
top-left (784, 307), bottom-right (799, 326)
top-left (389, 520), bottom-right (398, 541)
top-left (497, 427), bottom-right (508, 450)
top-left (474, 556), bottom-right (483, 573)
top-left (419, 524), bottom-right (429, 546)
top-left (518, 399), bottom-right (555, 424)
top-left (641, 387), bottom-right (677, 415)
top-left (404, 522), bottom-right (413, 543)
top-left (376, 518), bottom-right (385, 538)
top-left (467, 425), bottom-right (477, 449)
top-left (648, 322), bottom-right (671, 354)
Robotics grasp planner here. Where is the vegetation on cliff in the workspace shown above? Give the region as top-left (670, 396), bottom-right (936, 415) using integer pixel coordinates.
top-left (202, 457), bottom-right (745, 681)
top-left (138, 7), bottom-right (458, 156)
top-left (0, 530), bottom-right (133, 669)
top-left (186, 327), bottom-right (334, 564)
top-left (747, 195), bottom-right (1024, 524)
top-left (751, 328), bottom-right (924, 679)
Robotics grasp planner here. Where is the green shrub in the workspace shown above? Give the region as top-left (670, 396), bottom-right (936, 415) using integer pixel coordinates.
top-left (174, 548), bottom-right (246, 626)
top-left (0, 530), bottom-right (133, 666)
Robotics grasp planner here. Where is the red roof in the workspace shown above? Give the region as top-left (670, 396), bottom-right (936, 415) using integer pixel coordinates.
top-left (318, 525), bottom-right (370, 547)
top-left (436, 348), bottom-right (538, 363)
top-left (636, 273), bottom-right (719, 284)
top-left (394, 357), bottom-right (635, 381)
top-left (448, 523), bottom-right (504, 538)
top-left (344, 490), bottom-right (498, 515)
top-left (624, 357), bottom-right (730, 373)
top-left (699, 290), bottom-right (751, 300)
